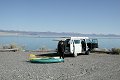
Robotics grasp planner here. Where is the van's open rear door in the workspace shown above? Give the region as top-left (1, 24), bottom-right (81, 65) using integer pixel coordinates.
top-left (73, 40), bottom-right (82, 53)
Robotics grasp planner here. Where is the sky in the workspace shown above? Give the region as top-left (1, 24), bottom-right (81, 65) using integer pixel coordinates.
top-left (0, 0), bottom-right (120, 35)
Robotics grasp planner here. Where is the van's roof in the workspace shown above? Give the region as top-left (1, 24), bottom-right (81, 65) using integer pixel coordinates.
top-left (60, 37), bottom-right (89, 40)
top-left (62, 37), bottom-right (89, 39)
top-left (53, 37), bottom-right (89, 41)
top-left (70, 37), bottom-right (89, 39)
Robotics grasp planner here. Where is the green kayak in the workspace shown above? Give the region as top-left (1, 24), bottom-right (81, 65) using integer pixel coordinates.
top-left (30, 57), bottom-right (64, 63)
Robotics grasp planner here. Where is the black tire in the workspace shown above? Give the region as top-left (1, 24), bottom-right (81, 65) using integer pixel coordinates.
top-left (85, 51), bottom-right (90, 55)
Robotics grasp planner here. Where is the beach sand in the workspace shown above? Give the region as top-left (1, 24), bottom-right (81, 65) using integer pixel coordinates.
top-left (0, 52), bottom-right (120, 80)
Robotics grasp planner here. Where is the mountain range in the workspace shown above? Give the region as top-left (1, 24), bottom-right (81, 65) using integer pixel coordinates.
top-left (0, 29), bottom-right (120, 37)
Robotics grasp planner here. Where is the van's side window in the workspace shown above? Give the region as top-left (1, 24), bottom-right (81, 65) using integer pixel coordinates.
top-left (74, 40), bottom-right (80, 44)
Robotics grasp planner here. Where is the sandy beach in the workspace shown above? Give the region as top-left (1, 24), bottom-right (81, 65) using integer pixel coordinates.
top-left (0, 52), bottom-right (120, 80)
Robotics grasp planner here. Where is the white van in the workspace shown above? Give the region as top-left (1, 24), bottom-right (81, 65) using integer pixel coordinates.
top-left (57, 37), bottom-right (98, 57)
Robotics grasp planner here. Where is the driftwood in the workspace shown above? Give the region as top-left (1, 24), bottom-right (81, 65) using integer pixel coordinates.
top-left (0, 48), bottom-right (19, 52)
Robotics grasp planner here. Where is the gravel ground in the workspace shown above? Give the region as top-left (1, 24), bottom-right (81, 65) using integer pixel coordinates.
top-left (0, 52), bottom-right (120, 80)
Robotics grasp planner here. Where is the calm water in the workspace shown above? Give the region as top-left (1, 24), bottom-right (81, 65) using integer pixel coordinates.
top-left (0, 36), bottom-right (120, 50)
top-left (0, 36), bottom-right (58, 50)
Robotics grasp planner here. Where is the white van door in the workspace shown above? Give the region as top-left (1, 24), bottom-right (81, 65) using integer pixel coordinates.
top-left (73, 40), bottom-right (82, 53)
top-left (70, 40), bottom-right (74, 53)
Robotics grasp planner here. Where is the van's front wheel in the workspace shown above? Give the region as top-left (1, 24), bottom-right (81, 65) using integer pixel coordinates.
top-left (73, 52), bottom-right (77, 57)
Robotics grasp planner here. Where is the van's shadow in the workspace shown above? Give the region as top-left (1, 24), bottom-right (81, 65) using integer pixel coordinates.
top-left (36, 52), bottom-right (87, 58)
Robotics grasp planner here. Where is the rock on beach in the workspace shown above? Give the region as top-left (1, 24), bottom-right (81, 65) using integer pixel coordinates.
top-left (0, 52), bottom-right (120, 80)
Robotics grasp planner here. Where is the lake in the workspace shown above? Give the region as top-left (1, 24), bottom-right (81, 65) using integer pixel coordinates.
top-left (0, 36), bottom-right (120, 50)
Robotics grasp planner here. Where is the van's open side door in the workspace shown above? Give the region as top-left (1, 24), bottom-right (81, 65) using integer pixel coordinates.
top-left (87, 39), bottom-right (98, 50)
